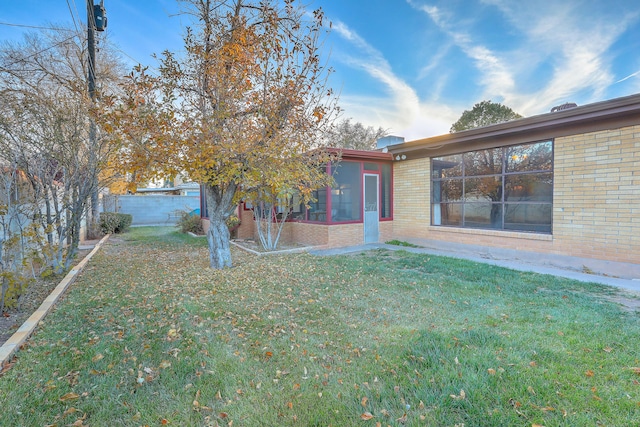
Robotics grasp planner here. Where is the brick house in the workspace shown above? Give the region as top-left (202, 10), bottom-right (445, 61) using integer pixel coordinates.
top-left (387, 93), bottom-right (640, 264)
top-left (213, 93), bottom-right (640, 264)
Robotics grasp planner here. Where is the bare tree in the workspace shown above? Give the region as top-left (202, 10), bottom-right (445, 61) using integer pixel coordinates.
top-left (329, 118), bottom-right (388, 150)
top-left (0, 29), bottom-right (125, 274)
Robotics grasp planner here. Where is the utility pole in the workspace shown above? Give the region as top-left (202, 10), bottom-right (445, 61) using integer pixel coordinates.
top-left (87, 1), bottom-right (96, 100)
top-left (87, 1), bottom-right (105, 238)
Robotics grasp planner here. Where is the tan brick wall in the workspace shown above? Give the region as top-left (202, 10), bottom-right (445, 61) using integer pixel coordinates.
top-left (392, 158), bottom-right (432, 239)
top-left (552, 125), bottom-right (640, 263)
top-left (392, 125), bottom-right (640, 264)
top-left (233, 217), bottom-right (391, 248)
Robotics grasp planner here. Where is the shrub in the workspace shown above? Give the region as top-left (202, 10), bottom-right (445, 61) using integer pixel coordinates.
top-left (1, 272), bottom-right (32, 312)
top-left (99, 212), bottom-right (133, 234)
top-left (226, 214), bottom-right (240, 229)
top-left (177, 211), bottom-right (203, 235)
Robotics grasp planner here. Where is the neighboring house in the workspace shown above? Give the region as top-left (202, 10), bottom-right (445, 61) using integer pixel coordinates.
top-left (134, 182), bottom-right (200, 196)
top-left (387, 93), bottom-right (640, 265)
top-left (212, 93), bottom-right (640, 265)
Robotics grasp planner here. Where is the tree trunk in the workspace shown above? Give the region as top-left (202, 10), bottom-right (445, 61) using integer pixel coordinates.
top-left (203, 182), bottom-right (237, 269)
top-left (207, 216), bottom-right (232, 269)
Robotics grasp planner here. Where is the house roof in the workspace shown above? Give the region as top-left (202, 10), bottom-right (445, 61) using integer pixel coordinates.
top-left (388, 92), bottom-right (640, 159)
top-left (331, 148), bottom-right (393, 161)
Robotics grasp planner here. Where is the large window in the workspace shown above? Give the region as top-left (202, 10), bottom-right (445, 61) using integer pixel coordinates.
top-left (432, 141), bottom-right (553, 233)
top-left (331, 162), bottom-right (362, 222)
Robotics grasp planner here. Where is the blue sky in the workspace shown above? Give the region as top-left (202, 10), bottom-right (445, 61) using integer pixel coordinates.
top-left (1, 0), bottom-right (639, 140)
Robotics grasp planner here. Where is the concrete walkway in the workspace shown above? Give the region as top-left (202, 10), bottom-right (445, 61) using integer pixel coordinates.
top-left (310, 239), bottom-right (640, 293)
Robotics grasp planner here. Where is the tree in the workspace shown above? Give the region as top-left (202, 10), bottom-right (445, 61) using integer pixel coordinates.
top-left (445, 101), bottom-right (532, 228)
top-left (107, 0), bottom-right (339, 267)
top-left (329, 118), bottom-right (388, 150)
top-left (450, 100), bottom-right (522, 133)
top-left (0, 30), bottom-right (124, 274)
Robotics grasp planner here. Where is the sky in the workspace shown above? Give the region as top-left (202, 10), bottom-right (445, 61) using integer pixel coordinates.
top-left (1, 0), bottom-right (639, 141)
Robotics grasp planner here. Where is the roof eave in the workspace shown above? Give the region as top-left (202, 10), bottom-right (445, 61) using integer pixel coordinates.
top-left (389, 93), bottom-right (640, 158)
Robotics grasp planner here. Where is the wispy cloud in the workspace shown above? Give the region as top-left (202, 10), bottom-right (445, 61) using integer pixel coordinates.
top-left (411, 2), bottom-right (517, 103)
top-left (616, 70), bottom-right (640, 84)
top-left (331, 20), bottom-right (455, 138)
top-left (412, 0), bottom-right (639, 115)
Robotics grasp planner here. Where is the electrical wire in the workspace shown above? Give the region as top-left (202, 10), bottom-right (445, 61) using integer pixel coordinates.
top-left (0, 34), bottom-right (78, 69)
top-left (0, 22), bottom-right (75, 32)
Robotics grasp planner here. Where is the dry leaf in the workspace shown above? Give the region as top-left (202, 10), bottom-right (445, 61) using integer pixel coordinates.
top-left (585, 370), bottom-right (594, 377)
top-left (63, 407), bottom-right (78, 417)
top-left (91, 353), bottom-right (104, 362)
top-left (487, 368), bottom-right (496, 375)
top-left (59, 392), bottom-right (80, 402)
top-left (361, 396), bottom-right (368, 407)
top-left (360, 412), bottom-right (374, 420)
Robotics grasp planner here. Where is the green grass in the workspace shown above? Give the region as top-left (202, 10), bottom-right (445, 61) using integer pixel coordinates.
top-left (385, 239), bottom-right (422, 248)
top-left (1, 226), bottom-right (639, 426)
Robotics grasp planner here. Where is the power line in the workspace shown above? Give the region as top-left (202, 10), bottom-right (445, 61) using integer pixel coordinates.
top-left (66, 0), bottom-right (82, 35)
top-left (0, 21), bottom-right (75, 32)
top-left (1, 34), bottom-right (78, 69)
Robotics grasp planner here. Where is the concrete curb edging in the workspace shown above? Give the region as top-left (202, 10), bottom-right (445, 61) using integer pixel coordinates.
top-left (0, 234), bottom-right (110, 369)
top-left (230, 240), bottom-right (316, 256)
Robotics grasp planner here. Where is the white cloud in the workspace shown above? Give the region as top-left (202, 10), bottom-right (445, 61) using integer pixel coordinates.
top-left (331, 20), bottom-right (454, 139)
top-left (411, 0), bottom-right (639, 115)
top-left (480, 0), bottom-right (639, 112)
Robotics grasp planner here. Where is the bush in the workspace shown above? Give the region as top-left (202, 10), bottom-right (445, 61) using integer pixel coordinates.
top-left (99, 212), bottom-right (133, 234)
top-left (177, 211), bottom-right (203, 235)
top-left (1, 273), bottom-right (32, 312)
top-left (226, 214), bottom-right (240, 229)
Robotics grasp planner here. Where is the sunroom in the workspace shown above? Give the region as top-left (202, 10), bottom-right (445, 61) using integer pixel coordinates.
top-left (233, 149), bottom-right (394, 248)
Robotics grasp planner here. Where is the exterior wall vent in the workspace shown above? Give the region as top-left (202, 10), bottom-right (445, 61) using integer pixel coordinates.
top-left (550, 102), bottom-right (577, 112)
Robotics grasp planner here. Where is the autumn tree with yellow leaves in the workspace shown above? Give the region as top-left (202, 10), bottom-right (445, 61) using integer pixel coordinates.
top-left (106, 0), bottom-right (338, 268)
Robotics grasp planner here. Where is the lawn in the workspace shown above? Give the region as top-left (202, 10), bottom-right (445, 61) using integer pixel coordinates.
top-left (1, 227), bottom-right (639, 426)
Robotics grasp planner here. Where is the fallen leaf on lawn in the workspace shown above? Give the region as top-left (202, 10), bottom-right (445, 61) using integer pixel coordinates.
top-left (360, 412), bottom-right (374, 420)
top-left (585, 370), bottom-right (594, 377)
top-left (63, 407), bottom-right (78, 417)
top-left (487, 368), bottom-right (496, 375)
top-left (361, 396), bottom-right (368, 407)
top-left (396, 412), bottom-right (407, 424)
top-left (91, 353), bottom-right (104, 362)
top-left (450, 389), bottom-right (466, 400)
top-left (159, 360), bottom-right (171, 369)
top-left (59, 392), bottom-right (80, 402)
top-left (629, 367), bottom-right (640, 375)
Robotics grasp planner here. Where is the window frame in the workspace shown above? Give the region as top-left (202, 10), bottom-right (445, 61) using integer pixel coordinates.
top-left (431, 140), bottom-right (553, 234)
